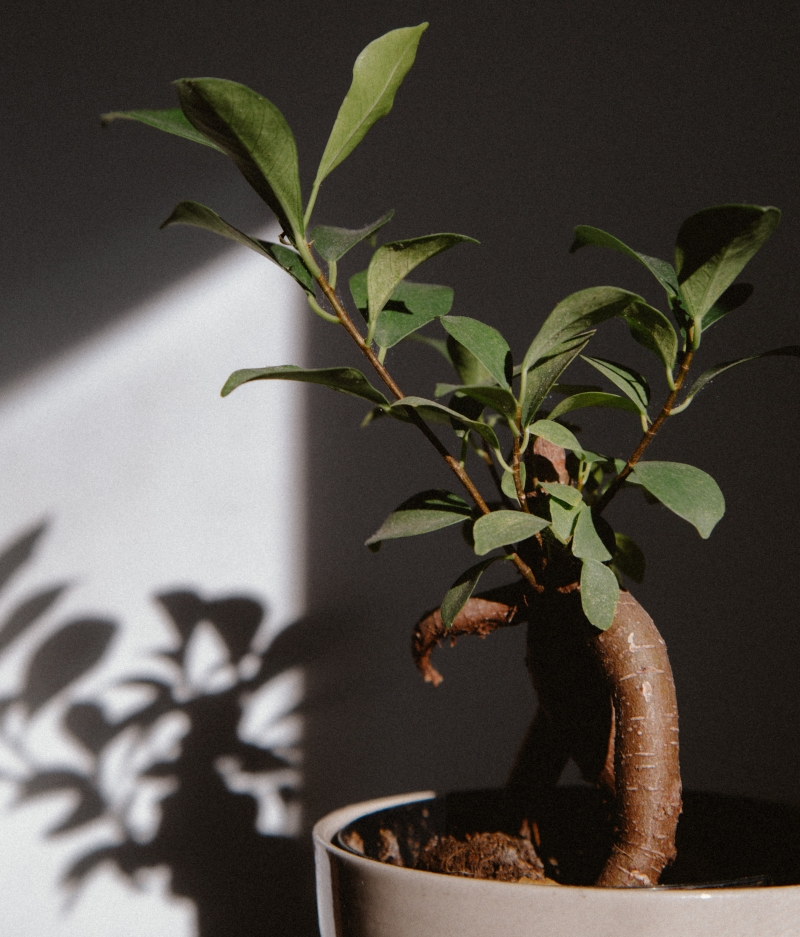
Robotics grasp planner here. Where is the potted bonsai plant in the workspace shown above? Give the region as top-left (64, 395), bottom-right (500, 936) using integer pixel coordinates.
top-left (104, 23), bottom-right (800, 935)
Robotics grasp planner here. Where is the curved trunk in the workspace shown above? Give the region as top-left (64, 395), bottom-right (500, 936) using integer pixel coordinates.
top-left (413, 584), bottom-right (682, 887)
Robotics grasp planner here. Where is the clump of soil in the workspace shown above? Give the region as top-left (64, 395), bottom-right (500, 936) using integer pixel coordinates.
top-left (417, 831), bottom-right (547, 883)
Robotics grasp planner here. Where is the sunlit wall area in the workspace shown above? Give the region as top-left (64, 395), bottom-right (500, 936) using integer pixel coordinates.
top-left (0, 241), bottom-right (308, 936)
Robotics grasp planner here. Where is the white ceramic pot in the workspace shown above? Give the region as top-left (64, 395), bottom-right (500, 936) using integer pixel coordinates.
top-left (314, 791), bottom-right (800, 937)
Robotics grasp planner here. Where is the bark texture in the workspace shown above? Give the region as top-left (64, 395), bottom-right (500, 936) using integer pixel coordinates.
top-left (412, 585), bottom-right (682, 887)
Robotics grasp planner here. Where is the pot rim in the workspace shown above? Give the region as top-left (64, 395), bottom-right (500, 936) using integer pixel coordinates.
top-left (313, 790), bottom-right (800, 895)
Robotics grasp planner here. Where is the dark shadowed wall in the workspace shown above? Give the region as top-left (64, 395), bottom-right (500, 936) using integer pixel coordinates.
top-left (4, 0), bottom-right (800, 931)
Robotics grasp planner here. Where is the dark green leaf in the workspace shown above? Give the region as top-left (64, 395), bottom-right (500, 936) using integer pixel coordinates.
top-left (101, 108), bottom-right (225, 152)
top-left (375, 282), bottom-right (455, 348)
top-left (520, 336), bottom-right (592, 427)
top-left (548, 391), bottom-right (641, 420)
top-left (623, 301), bottom-right (678, 372)
top-left (675, 204), bottom-right (781, 320)
top-left (570, 225), bottom-right (679, 296)
top-left (540, 482), bottom-right (583, 506)
top-left (406, 333), bottom-right (453, 363)
top-left (473, 511), bottom-right (549, 556)
top-left (435, 383), bottom-right (517, 420)
top-left (221, 364), bottom-right (391, 406)
top-left (310, 210), bottom-right (394, 262)
top-left (522, 287), bottom-right (642, 371)
top-left (365, 489), bottom-right (472, 546)
top-left (175, 78), bottom-right (305, 242)
top-left (441, 556), bottom-right (507, 628)
top-left (313, 25), bottom-right (428, 187)
top-left (528, 419), bottom-right (581, 451)
top-left (440, 316), bottom-right (511, 388)
top-left (160, 201), bottom-right (315, 294)
top-left (367, 234), bottom-right (477, 326)
top-left (630, 461), bottom-right (725, 538)
top-left (388, 396), bottom-right (500, 449)
top-left (613, 533), bottom-right (646, 583)
top-left (572, 506), bottom-right (612, 561)
top-left (700, 283), bottom-right (754, 331)
top-left (581, 356), bottom-right (650, 415)
top-left (680, 346), bottom-right (800, 408)
top-left (580, 559), bottom-right (619, 631)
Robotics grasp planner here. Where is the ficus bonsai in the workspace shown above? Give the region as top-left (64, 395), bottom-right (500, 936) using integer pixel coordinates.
top-left (104, 23), bottom-right (799, 887)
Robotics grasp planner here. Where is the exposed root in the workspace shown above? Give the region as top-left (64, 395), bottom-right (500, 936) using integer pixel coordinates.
top-left (412, 582), bottom-right (530, 686)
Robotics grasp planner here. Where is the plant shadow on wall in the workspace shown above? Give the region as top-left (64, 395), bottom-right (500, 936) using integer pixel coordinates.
top-left (0, 523), bottom-right (318, 937)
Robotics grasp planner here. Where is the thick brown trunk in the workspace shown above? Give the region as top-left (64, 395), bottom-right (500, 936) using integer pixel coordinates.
top-left (412, 584), bottom-right (682, 887)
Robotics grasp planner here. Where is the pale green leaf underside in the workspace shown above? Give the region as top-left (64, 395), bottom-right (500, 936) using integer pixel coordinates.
top-left (367, 234), bottom-right (477, 325)
top-left (501, 464), bottom-right (526, 503)
top-left (472, 511), bottom-right (549, 556)
top-left (580, 559), bottom-right (619, 631)
top-left (541, 482), bottom-right (583, 506)
top-left (160, 200), bottom-right (314, 293)
top-left (548, 391), bottom-right (641, 420)
top-left (440, 556), bottom-right (507, 628)
top-left (630, 461), bottom-right (725, 538)
top-left (439, 316), bottom-right (511, 388)
top-left (221, 365), bottom-right (390, 406)
top-left (528, 419), bottom-right (581, 451)
top-left (314, 24), bottom-right (428, 187)
top-left (389, 397), bottom-right (500, 450)
top-left (582, 355), bottom-right (650, 414)
top-left (175, 78), bottom-right (305, 242)
top-left (436, 384), bottom-right (517, 420)
top-left (100, 108), bottom-right (225, 152)
top-left (570, 225), bottom-right (679, 297)
top-left (675, 204), bottom-right (780, 319)
top-left (549, 498), bottom-right (581, 543)
top-left (365, 489), bottom-right (471, 546)
top-left (310, 210), bottom-right (394, 262)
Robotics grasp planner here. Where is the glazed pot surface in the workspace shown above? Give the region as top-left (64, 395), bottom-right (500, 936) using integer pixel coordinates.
top-left (314, 790), bottom-right (800, 937)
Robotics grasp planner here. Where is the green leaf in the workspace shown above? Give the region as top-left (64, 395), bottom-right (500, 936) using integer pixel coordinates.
top-left (580, 559), bottom-right (619, 631)
top-left (522, 287), bottom-right (643, 371)
top-left (528, 419), bottom-right (581, 451)
top-left (548, 499), bottom-right (581, 544)
top-left (472, 511), bottom-right (549, 556)
top-left (441, 556), bottom-right (508, 629)
top-left (310, 210), bottom-right (394, 263)
top-left (570, 225), bottom-right (679, 297)
top-left (501, 464), bottom-right (526, 503)
top-left (623, 301), bottom-right (678, 373)
top-left (439, 316), bottom-right (512, 388)
top-left (365, 489), bottom-right (472, 547)
top-left (572, 505), bottom-right (612, 561)
top-left (100, 108), bottom-right (225, 152)
top-left (160, 201), bottom-right (315, 294)
top-left (700, 283), bottom-right (754, 331)
top-left (581, 356), bottom-right (650, 415)
top-left (367, 235), bottom-right (477, 331)
top-left (313, 25), bottom-right (428, 187)
top-left (221, 365), bottom-right (390, 406)
top-left (406, 333), bottom-right (453, 363)
top-left (679, 346), bottom-right (800, 408)
top-left (613, 533), bottom-right (646, 583)
top-left (520, 336), bottom-right (592, 427)
top-left (175, 78), bottom-right (305, 243)
top-left (350, 272), bottom-right (455, 346)
top-left (447, 335), bottom-right (494, 386)
top-left (674, 204), bottom-right (781, 320)
top-left (630, 461), bottom-right (725, 538)
top-left (540, 482), bottom-right (583, 506)
top-left (548, 391), bottom-right (641, 420)
top-left (435, 384), bottom-right (518, 420)
top-left (388, 397), bottom-right (500, 450)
